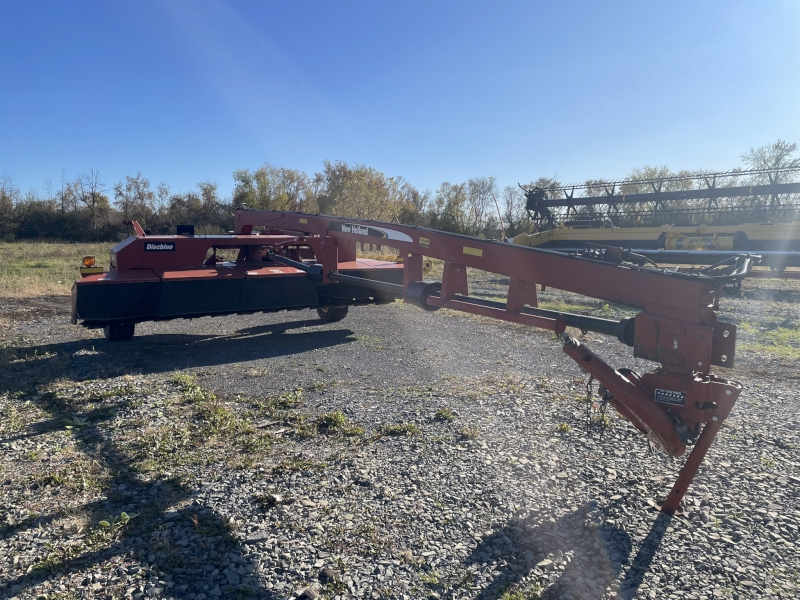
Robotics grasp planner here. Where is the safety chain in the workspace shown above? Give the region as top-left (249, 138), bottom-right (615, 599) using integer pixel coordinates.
top-left (584, 375), bottom-right (594, 433)
top-left (585, 375), bottom-right (610, 442)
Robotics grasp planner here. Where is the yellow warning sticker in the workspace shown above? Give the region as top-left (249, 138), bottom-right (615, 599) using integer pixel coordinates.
top-left (419, 237), bottom-right (430, 248)
top-left (463, 246), bottom-right (483, 257)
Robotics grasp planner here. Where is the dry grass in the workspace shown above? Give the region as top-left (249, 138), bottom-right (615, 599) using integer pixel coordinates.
top-left (0, 241), bottom-right (110, 298)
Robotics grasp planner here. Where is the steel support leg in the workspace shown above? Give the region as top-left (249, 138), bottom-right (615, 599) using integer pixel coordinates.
top-left (660, 410), bottom-right (729, 514)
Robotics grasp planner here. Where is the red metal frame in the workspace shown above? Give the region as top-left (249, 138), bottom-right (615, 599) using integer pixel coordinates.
top-left (235, 209), bottom-right (745, 513)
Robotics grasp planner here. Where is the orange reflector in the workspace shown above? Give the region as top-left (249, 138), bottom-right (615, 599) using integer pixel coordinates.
top-left (82, 256), bottom-right (96, 267)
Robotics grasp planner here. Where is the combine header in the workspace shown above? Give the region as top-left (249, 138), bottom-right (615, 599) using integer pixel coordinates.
top-left (522, 165), bottom-right (800, 231)
top-left (73, 209), bottom-right (754, 514)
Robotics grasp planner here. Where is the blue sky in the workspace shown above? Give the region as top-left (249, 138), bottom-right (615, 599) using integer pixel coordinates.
top-left (1, 0), bottom-right (799, 197)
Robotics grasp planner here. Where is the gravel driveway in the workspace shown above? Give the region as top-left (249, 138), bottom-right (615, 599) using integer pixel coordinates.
top-left (1, 279), bottom-right (799, 600)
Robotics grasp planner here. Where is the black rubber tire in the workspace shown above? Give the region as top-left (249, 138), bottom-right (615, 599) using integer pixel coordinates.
top-left (316, 306), bottom-right (349, 323)
top-left (104, 322), bottom-right (135, 341)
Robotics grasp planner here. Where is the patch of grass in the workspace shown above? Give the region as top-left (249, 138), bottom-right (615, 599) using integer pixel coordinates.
top-left (310, 410), bottom-right (365, 436)
top-left (435, 407), bottom-right (455, 421)
top-left (31, 542), bottom-right (87, 576)
top-left (538, 301), bottom-right (595, 314)
top-left (137, 422), bottom-right (196, 461)
top-left (594, 413), bottom-right (613, 429)
top-left (317, 410), bottom-right (348, 431)
top-left (198, 399), bottom-right (247, 436)
top-left (183, 384), bottom-right (216, 404)
top-left (95, 385), bottom-right (138, 399)
top-left (556, 422), bottom-right (572, 433)
top-left (458, 426), bottom-right (480, 439)
top-left (242, 430), bottom-right (273, 453)
top-left (378, 422), bottom-right (422, 436)
top-left (351, 334), bottom-right (395, 350)
top-left (272, 455), bottom-right (327, 475)
top-left (419, 571), bottom-right (439, 585)
top-left (264, 389), bottom-right (304, 411)
top-left (305, 380), bottom-right (333, 392)
top-left (498, 585), bottom-right (542, 600)
top-left (34, 456), bottom-right (111, 492)
top-left (737, 320), bottom-right (800, 359)
top-left (0, 401), bottom-right (39, 433)
top-left (0, 241), bottom-right (111, 298)
top-left (170, 372), bottom-right (197, 390)
top-left (341, 423), bottom-right (365, 436)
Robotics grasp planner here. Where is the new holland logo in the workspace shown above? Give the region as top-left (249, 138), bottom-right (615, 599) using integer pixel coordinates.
top-left (144, 242), bottom-right (176, 251)
top-left (332, 222), bottom-right (413, 243)
top-left (341, 223), bottom-right (371, 236)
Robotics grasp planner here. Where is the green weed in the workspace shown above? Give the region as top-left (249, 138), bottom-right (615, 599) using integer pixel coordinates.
top-left (379, 422), bottom-right (422, 436)
top-left (317, 410), bottom-right (349, 431)
top-left (419, 572), bottom-right (439, 585)
top-left (170, 372), bottom-right (197, 389)
top-left (499, 585), bottom-right (543, 600)
top-left (435, 407), bottom-right (455, 421)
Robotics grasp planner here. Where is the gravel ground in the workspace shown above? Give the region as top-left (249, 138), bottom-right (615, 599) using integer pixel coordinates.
top-left (1, 277), bottom-right (799, 600)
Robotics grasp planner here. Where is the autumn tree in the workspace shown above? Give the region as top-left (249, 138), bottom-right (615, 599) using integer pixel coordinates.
top-left (114, 173), bottom-right (155, 224)
top-left (313, 160), bottom-right (408, 221)
top-left (233, 164), bottom-right (317, 213)
top-left (430, 182), bottom-right (468, 233)
top-left (395, 176), bottom-right (431, 226)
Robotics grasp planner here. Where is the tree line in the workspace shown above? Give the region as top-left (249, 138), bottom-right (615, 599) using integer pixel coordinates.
top-left (1, 140), bottom-right (797, 243)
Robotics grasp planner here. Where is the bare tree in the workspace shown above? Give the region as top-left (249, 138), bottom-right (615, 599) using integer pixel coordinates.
top-left (501, 185), bottom-right (530, 237)
top-left (0, 175), bottom-right (19, 240)
top-left (76, 169), bottom-right (106, 232)
top-left (464, 176), bottom-right (497, 236)
top-left (741, 140), bottom-right (800, 184)
top-left (57, 170), bottom-right (77, 214)
top-left (741, 140), bottom-right (800, 212)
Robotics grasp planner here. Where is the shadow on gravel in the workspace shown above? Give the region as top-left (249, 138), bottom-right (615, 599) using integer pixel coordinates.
top-left (617, 512), bottom-right (673, 598)
top-left (0, 320), bottom-right (355, 395)
top-left (0, 390), bottom-right (284, 600)
top-left (465, 509), bottom-right (634, 600)
top-left (0, 317), bottom-right (356, 598)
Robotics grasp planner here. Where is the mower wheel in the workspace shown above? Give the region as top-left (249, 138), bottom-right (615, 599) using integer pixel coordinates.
top-left (316, 306), bottom-right (349, 323)
top-left (104, 322), bottom-right (135, 341)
